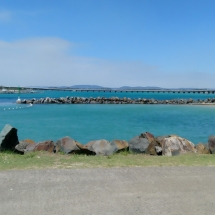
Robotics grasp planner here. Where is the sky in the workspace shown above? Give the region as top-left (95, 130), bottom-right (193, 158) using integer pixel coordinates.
top-left (0, 0), bottom-right (215, 88)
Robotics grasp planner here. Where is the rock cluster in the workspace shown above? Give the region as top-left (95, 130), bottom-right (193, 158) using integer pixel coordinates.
top-left (0, 124), bottom-right (214, 156)
top-left (18, 97), bottom-right (215, 105)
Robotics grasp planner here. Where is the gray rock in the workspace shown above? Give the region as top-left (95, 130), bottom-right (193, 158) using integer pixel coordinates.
top-left (15, 140), bottom-right (36, 154)
top-left (84, 139), bottom-right (115, 156)
top-left (0, 124), bottom-right (19, 151)
top-left (128, 134), bottom-right (150, 153)
top-left (54, 136), bottom-right (82, 154)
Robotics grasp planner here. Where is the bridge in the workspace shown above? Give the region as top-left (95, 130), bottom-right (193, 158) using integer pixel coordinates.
top-left (1, 86), bottom-right (215, 94)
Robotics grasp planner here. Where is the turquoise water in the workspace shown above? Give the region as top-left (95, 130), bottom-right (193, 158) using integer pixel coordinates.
top-left (1, 91), bottom-right (215, 144)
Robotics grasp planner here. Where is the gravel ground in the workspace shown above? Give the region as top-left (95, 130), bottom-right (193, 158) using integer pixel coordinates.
top-left (0, 166), bottom-right (215, 215)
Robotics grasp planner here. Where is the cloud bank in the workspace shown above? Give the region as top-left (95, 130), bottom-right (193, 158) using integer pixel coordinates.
top-left (0, 37), bottom-right (214, 88)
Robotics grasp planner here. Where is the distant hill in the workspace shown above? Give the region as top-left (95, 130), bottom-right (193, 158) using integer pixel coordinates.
top-left (26, 86), bottom-right (214, 90)
top-left (117, 86), bottom-right (163, 90)
top-left (70, 85), bottom-right (109, 89)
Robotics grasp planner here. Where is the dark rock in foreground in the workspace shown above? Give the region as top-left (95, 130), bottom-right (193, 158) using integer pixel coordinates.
top-left (0, 124), bottom-right (19, 151)
top-left (208, 136), bottom-right (215, 154)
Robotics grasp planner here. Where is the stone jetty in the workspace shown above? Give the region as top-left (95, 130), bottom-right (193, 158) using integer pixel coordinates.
top-left (18, 96), bottom-right (215, 105)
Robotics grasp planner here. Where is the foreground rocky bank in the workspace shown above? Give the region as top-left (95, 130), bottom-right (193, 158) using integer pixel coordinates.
top-left (17, 96), bottom-right (215, 105)
top-left (1, 124), bottom-right (215, 157)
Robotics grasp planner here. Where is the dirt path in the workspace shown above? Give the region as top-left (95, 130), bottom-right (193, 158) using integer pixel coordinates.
top-left (0, 166), bottom-right (215, 215)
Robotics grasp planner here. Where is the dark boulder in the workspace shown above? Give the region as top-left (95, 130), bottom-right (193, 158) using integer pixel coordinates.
top-left (54, 136), bottom-right (85, 154)
top-left (208, 136), bottom-right (215, 154)
top-left (0, 124), bottom-right (19, 151)
top-left (144, 132), bottom-right (162, 155)
top-left (34, 140), bottom-right (54, 153)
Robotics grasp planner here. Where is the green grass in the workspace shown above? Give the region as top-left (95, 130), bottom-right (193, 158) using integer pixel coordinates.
top-left (0, 151), bottom-right (215, 170)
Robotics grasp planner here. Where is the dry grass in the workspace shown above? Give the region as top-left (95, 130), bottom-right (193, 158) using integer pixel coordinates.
top-left (0, 151), bottom-right (215, 170)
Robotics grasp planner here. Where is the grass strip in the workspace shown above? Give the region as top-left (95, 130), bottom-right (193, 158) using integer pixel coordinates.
top-left (0, 151), bottom-right (215, 170)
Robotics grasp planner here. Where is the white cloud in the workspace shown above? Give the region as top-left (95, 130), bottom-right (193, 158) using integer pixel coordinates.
top-left (0, 37), bottom-right (214, 88)
top-left (0, 10), bottom-right (12, 23)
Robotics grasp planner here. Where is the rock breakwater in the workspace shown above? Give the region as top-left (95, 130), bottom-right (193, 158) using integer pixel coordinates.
top-left (0, 124), bottom-right (214, 157)
top-left (18, 97), bottom-right (215, 105)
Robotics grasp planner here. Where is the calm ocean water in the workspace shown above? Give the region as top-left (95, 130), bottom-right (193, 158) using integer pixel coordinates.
top-left (0, 91), bottom-right (215, 144)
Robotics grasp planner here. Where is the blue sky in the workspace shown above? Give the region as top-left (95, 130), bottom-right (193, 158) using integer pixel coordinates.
top-left (0, 0), bottom-right (215, 87)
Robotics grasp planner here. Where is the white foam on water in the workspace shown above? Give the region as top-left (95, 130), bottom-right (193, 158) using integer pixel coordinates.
top-left (2, 103), bottom-right (33, 111)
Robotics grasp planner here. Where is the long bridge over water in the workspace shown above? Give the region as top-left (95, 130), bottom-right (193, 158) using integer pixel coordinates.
top-left (2, 86), bottom-right (215, 94)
